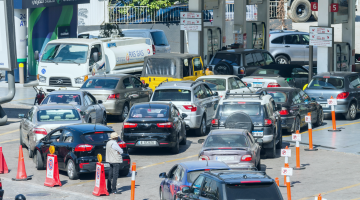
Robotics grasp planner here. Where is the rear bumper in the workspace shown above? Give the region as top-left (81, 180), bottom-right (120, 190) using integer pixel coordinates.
top-left (123, 132), bottom-right (177, 148)
top-left (103, 100), bottom-right (126, 115)
top-left (322, 104), bottom-right (349, 114)
top-left (76, 156), bottom-right (131, 173)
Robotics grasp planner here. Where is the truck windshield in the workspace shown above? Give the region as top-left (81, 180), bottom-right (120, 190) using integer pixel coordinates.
top-left (145, 58), bottom-right (176, 76)
top-left (41, 44), bottom-right (89, 64)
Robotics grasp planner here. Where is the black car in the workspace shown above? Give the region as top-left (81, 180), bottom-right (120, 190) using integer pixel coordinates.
top-left (34, 124), bottom-right (131, 180)
top-left (122, 102), bottom-right (187, 154)
top-left (176, 170), bottom-right (284, 200)
top-left (0, 178), bottom-right (3, 200)
top-left (258, 88), bottom-right (323, 133)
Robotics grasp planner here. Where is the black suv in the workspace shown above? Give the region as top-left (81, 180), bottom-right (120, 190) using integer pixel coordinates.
top-left (176, 170), bottom-right (284, 200)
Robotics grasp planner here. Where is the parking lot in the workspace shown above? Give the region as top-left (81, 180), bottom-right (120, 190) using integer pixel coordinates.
top-left (1, 86), bottom-right (360, 200)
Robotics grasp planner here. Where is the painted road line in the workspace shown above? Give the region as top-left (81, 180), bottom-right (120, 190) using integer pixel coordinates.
top-left (299, 183), bottom-right (360, 200)
top-left (0, 129), bottom-right (19, 136)
top-left (351, 198), bottom-right (360, 200)
top-left (11, 97), bottom-right (34, 102)
top-left (60, 180), bottom-right (95, 188)
top-left (0, 138), bottom-right (19, 144)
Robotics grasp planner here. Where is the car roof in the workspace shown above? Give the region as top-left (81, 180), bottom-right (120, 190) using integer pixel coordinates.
top-left (122, 29), bottom-right (164, 33)
top-left (66, 124), bottom-right (114, 133)
top-left (209, 129), bottom-right (248, 135)
top-left (221, 94), bottom-right (273, 105)
top-left (258, 87), bottom-right (298, 93)
top-left (314, 72), bottom-right (358, 78)
top-left (156, 81), bottom-right (201, 90)
top-left (89, 74), bottom-right (130, 79)
top-left (36, 104), bottom-right (76, 110)
top-left (197, 75), bottom-right (237, 79)
top-left (146, 53), bottom-right (199, 59)
top-left (133, 102), bottom-right (172, 107)
top-left (270, 30), bottom-right (308, 35)
top-left (215, 48), bottom-right (268, 54)
top-left (47, 90), bottom-right (84, 95)
top-left (206, 171), bottom-right (273, 184)
top-left (180, 161), bottom-right (230, 171)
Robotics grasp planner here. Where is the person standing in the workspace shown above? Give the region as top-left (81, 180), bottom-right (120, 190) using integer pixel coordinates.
top-left (106, 132), bottom-right (123, 194)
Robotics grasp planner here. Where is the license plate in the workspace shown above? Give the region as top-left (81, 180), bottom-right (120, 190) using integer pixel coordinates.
top-left (104, 163), bottom-right (110, 168)
top-left (215, 156), bottom-right (234, 161)
top-left (253, 82), bottom-right (263, 87)
top-left (252, 131), bottom-right (263, 137)
top-left (321, 104), bottom-right (329, 108)
top-left (137, 141), bottom-right (157, 146)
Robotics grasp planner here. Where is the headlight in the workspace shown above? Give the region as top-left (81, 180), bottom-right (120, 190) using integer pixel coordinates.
top-left (75, 75), bottom-right (88, 84)
top-left (39, 75), bottom-right (46, 83)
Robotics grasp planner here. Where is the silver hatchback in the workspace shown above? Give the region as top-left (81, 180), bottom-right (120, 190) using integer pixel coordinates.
top-left (151, 81), bottom-right (220, 136)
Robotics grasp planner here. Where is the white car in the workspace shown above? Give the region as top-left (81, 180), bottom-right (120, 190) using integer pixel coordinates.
top-left (196, 75), bottom-right (254, 98)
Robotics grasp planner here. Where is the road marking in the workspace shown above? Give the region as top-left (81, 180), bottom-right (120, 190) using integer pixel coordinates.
top-left (299, 183), bottom-right (360, 200)
top-left (0, 138), bottom-right (19, 144)
top-left (108, 123), bottom-right (116, 125)
top-left (60, 180), bottom-right (95, 188)
top-left (0, 129), bottom-right (19, 136)
top-left (351, 198), bottom-right (360, 200)
top-left (11, 97), bottom-right (34, 102)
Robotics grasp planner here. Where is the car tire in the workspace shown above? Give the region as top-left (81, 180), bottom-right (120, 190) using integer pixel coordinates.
top-left (171, 136), bottom-right (180, 154)
top-left (288, 0), bottom-right (312, 23)
top-left (160, 187), bottom-right (165, 200)
top-left (266, 139), bottom-right (276, 158)
top-left (19, 128), bottom-right (24, 146)
top-left (196, 116), bottom-right (207, 136)
top-left (312, 11), bottom-right (318, 21)
top-left (28, 138), bottom-right (34, 158)
top-left (294, 116), bottom-right (301, 133)
top-left (256, 159), bottom-right (261, 171)
top-left (214, 62), bottom-right (233, 75)
top-left (119, 103), bottom-right (129, 122)
top-left (67, 159), bottom-right (79, 180)
top-left (275, 55), bottom-right (290, 64)
top-left (102, 113), bottom-right (107, 125)
top-left (315, 109), bottom-right (323, 126)
top-left (35, 151), bottom-right (45, 170)
top-left (180, 125), bottom-right (187, 145)
top-left (345, 102), bottom-right (357, 120)
top-left (276, 129), bottom-right (282, 149)
top-left (119, 169), bottom-right (129, 177)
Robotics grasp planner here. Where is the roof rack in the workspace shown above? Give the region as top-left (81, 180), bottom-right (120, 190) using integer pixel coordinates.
top-left (224, 91), bottom-right (267, 100)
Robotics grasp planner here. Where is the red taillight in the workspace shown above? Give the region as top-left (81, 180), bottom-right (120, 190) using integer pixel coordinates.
top-left (79, 163), bottom-right (89, 169)
top-left (238, 67), bottom-right (245, 74)
top-left (267, 82), bottom-right (281, 87)
top-left (241, 181), bottom-right (261, 183)
top-left (241, 155), bottom-right (252, 161)
top-left (183, 105), bottom-right (197, 112)
top-left (33, 128), bottom-right (47, 135)
top-left (0, 178), bottom-right (2, 189)
top-left (123, 123), bottom-right (138, 128)
top-left (107, 94), bottom-right (120, 100)
top-left (95, 131), bottom-right (104, 134)
top-left (279, 108), bottom-right (289, 115)
top-left (199, 155), bottom-right (209, 161)
top-left (157, 122), bottom-right (173, 128)
top-left (211, 119), bottom-right (219, 126)
top-left (264, 119), bottom-right (272, 126)
top-left (123, 158), bottom-right (130, 165)
top-left (337, 92), bottom-right (349, 99)
top-left (204, 169), bottom-right (210, 171)
top-left (152, 45), bottom-right (156, 54)
top-left (118, 141), bottom-right (127, 148)
top-left (74, 144), bottom-right (93, 152)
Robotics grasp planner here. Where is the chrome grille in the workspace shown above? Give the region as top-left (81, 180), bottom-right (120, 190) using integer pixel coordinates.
top-left (49, 77), bottom-right (72, 87)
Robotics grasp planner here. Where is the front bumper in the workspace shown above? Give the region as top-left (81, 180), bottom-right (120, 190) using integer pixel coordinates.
top-left (36, 85), bottom-right (81, 93)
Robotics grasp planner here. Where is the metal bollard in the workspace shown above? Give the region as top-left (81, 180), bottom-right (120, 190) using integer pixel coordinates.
top-left (130, 162), bottom-right (136, 200)
top-left (328, 96), bottom-right (341, 132)
top-left (275, 177), bottom-right (279, 186)
top-left (293, 130), bottom-right (305, 170)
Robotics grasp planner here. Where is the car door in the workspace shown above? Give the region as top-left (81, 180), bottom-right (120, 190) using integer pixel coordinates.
top-left (201, 85), bottom-right (215, 124)
top-left (86, 93), bottom-right (103, 123)
top-left (169, 165), bottom-right (185, 199)
top-left (57, 129), bottom-right (74, 170)
top-left (299, 90), bottom-right (317, 122)
top-left (22, 107), bottom-right (35, 146)
top-left (265, 102), bottom-right (277, 139)
top-left (164, 165), bottom-right (179, 199)
top-left (283, 34), bottom-right (305, 64)
top-left (123, 77), bottom-right (140, 106)
top-left (171, 106), bottom-right (182, 138)
top-left (130, 76), bottom-right (148, 102)
top-left (243, 53), bottom-right (259, 76)
top-left (187, 175), bottom-right (206, 200)
top-left (248, 132), bottom-right (260, 163)
top-left (348, 75), bottom-right (360, 111)
top-left (40, 129), bottom-right (63, 163)
top-left (84, 94), bottom-right (97, 123)
top-left (293, 90), bottom-right (307, 127)
top-left (199, 178), bottom-right (220, 200)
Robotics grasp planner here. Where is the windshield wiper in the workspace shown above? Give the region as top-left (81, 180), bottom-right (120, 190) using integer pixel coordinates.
top-left (322, 86), bottom-right (334, 89)
top-left (64, 60), bottom-right (80, 65)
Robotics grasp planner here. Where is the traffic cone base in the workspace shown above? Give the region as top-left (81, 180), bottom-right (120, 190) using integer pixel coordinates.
top-left (279, 183), bottom-right (294, 187)
top-left (0, 147), bottom-right (9, 174)
top-left (304, 148), bottom-right (318, 151)
top-left (293, 166), bottom-right (306, 170)
top-left (12, 145), bottom-right (31, 181)
top-left (93, 163), bottom-right (109, 196)
top-left (328, 129), bottom-right (342, 131)
top-left (44, 154), bottom-right (61, 187)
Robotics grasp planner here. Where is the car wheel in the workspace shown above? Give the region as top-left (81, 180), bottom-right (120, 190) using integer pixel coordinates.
top-left (276, 129), bottom-right (282, 149)
top-left (28, 138), bottom-right (33, 158)
top-left (120, 103), bottom-right (129, 122)
top-left (275, 55), bottom-right (290, 64)
top-left (171, 135), bottom-right (180, 154)
top-left (315, 109), bottom-right (323, 126)
top-left (288, 0), bottom-right (312, 23)
top-left (196, 116), bottom-right (207, 136)
top-left (119, 169), bottom-right (129, 177)
top-left (214, 62), bottom-right (234, 75)
top-left (294, 116), bottom-right (301, 132)
top-left (266, 139), bottom-right (276, 158)
top-left (67, 159), bottom-right (79, 180)
top-left (160, 187), bottom-right (165, 200)
top-left (345, 103), bottom-right (357, 120)
top-left (256, 159), bottom-right (261, 171)
top-left (102, 113), bottom-right (107, 125)
top-left (19, 128), bottom-right (24, 146)
top-left (35, 151), bottom-right (44, 170)
top-left (180, 125), bottom-right (187, 145)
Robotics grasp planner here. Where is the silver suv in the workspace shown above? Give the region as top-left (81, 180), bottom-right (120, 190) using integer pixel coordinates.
top-left (269, 30), bottom-right (317, 65)
top-left (151, 81), bottom-right (220, 136)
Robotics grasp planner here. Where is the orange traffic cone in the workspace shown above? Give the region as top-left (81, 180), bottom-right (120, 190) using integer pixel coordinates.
top-left (12, 145), bottom-right (31, 181)
top-left (0, 147), bottom-right (9, 174)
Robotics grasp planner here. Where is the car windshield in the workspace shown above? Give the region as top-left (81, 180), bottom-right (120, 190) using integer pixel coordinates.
top-left (187, 169), bottom-right (228, 183)
top-left (145, 58), bottom-right (176, 76)
top-left (37, 109), bottom-right (81, 122)
top-left (220, 103), bottom-right (261, 116)
top-left (41, 44), bottom-right (88, 64)
top-left (204, 134), bottom-right (248, 148)
top-left (129, 104), bottom-right (169, 118)
top-left (81, 79), bottom-right (119, 89)
top-left (82, 132), bottom-right (112, 144)
top-left (211, 53), bottom-right (240, 66)
top-left (152, 89), bottom-right (191, 101)
top-left (266, 91), bottom-right (288, 103)
top-left (251, 68), bottom-right (280, 76)
top-left (42, 94), bottom-right (81, 105)
top-left (307, 77), bottom-right (345, 89)
top-left (150, 31), bottom-right (169, 46)
top-left (198, 78), bottom-right (226, 91)
top-left (226, 183), bottom-right (282, 200)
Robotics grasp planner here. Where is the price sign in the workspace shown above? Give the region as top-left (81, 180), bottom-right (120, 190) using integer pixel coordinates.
top-left (305, 116), bottom-right (311, 123)
top-left (311, 2), bottom-right (318, 11)
top-left (327, 99), bottom-right (337, 105)
top-left (281, 167), bottom-right (293, 176)
top-left (281, 149), bottom-right (291, 157)
top-left (292, 134), bottom-right (301, 141)
top-left (330, 3), bottom-right (339, 12)
top-left (180, 12), bottom-right (202, 31)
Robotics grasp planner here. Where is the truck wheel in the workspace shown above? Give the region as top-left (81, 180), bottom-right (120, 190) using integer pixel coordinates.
top-left (119, 103), bottom-right (129, 122)
top-left (275, 55), bottom-right (290, 64)
top-left (214, 62), bottom-right (233, 75)
top-left (289, 0), bottom-right (312, 23)
top-left (345, 103), bottom-right (357, 120)
top-left (266, 139), bottom-right (276, 158)
top-left (312, 11), bottom-right (318, 21)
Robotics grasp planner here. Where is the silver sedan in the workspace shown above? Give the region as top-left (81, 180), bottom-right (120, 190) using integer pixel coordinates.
top-left (18, 104), bottom-right (84, 158)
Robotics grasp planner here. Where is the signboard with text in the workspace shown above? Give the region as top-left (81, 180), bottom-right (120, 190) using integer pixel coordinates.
top-left (281, 149), bottom-right (291, 157)
top-left (281, 167), bottom-right (293, 176)
top-left (292, 134), bottom-right (301, 141)
top-left (309, 26), bottom-right (333, 47)
top-left (180, 12), bottom-right (202, 31)
top-left (327, 99), bottom-right (338, 105)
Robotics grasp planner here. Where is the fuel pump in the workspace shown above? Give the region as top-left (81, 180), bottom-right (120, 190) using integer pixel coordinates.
top-left (246, 21), bottom-right (267, 50)
top-left (203, 26), bottom-right (222, 65)
top-left (333, 42), bottom-right (351, 72)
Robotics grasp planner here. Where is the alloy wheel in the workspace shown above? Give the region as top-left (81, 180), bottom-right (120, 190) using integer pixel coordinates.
top-left (350, 104), bottom-right (356, 119)
top-left (201, 118), bottom-right (206, 135)
top-left (296, 5), bottom-right (306, 17)
top-left (278, 58), bottom-right (287, 64)
top-left (123, 105), bottom-right (129, 119)
top-left (68, 161), bottom-right (74, 177)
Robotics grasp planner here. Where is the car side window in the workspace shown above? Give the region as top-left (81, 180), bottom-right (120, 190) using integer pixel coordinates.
top-left (299, 90), bottom-right (310, 102)
top-left (253, 53), bottom-right (266, 66)
top-left (87, 93), bottom-right (97, 104)
top-left (203, 84), bottom-right (213, 97)
top-left (234, 77), bottom-right (246, 88)
top-left (292, 91), bottom-right (302, 104)
top-left (201, 178), bottom-right (219, 200)
top-left (271, 36), bottom-right (284, 44)
top-left (168, 165), bottom-right (178, 179)
top-left (292, 68), bottom-right (308, 78)
top-left (84, 95), bottom-right (94, 105)
top-left (173, 107), bottom-right (180, 117)
top-left (349, 75), bottom-right (360, 88)
top-left (265, 103), bottom-right (273, 117)
top-left (123, 78), bottom-right (133, 89)
top-left (193, 57), bottom-right (202, 71)
top-left (131, 77), bottom-right (143, 88)
top-left (48, 129), bottom-right (63, 142)
top-left (174, 166), bottom-right (184, 181)
top-left (191, 175), bottom-right (205, 195)
top-left (245, 53), bottom-right (255, 66)
top-left (271, 100), bottom-right (277, 111)
top-left (248, 132), bottom-right (255, 144)
top-left (301, 34), bottom-right (310, 45)
top-left (285, 34), bottom-right (301, 45)
top-left (228, 77), bottom-right (240, 90)
top-left (27, 107), bottom-right (34, 121)
top-left (194, 86), bottom-right (206, 99)
top-left (263, 52), bottom-right (275, 65)
top-left (61, 130), bottom-right (74, 143)
top-left (89, 44), bottom-right (102, 66)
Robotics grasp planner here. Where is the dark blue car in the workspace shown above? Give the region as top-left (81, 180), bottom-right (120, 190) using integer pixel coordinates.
top-left (159, 161), bottom-right (230, 200)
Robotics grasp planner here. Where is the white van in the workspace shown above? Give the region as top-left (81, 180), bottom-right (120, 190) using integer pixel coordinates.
top-left (78, 29), bottom-right (171, 53)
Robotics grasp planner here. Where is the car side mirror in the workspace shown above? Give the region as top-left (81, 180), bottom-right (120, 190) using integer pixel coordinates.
top-left (80, 111), bottom-right (86, 115)
top-left (34, 51), bottom-right (39, 60)
top-left (181, 113), bottom-right (188, 119)
top-left (92, 52), bottom-right (99, 62)
top-left (18, 114), bottom-right (25, 119)
top-left (159, 172), bottom-right (167, 178)
top-left (182, 186), bottom-right (191, 193)
top-left (198, 139), bottom-right (205, 144)
top-left (213, 92), bottom-right (219, 96)
top-left (276, 104), bottom-right (282, 111)
top-left (98, 100), bottom-right (103, 104)
top-left (256, 138), bottom-right (263, 145)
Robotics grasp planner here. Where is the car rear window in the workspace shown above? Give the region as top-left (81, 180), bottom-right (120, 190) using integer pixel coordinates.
top-left (42, 94), bottom-right (81, 105)
top-left (152, 89), bottom-right (191, 101)
top-left (82, 132), bottom-right (112, 143)
top-left (81, 79), bottom-right (119, 89)
top-left (252, 68), bottom-right (280, 76)
top-left (211, 53), bottom-right (240, 66)
top-left (37, 109), bottom-right (80, 122)
top-left (145, 58), bottom-right (176, 76)
top-left (204, 134), bottom-right (248, 148)
top-left (198, 78), bottom-right (226, 91)
top-left (151, 31), bottom-right (169, 46)
top-left (307, 77), bottom-right (345, 89)
top-left (129, 104), bottom-right (169, 118)
top-left (266, 91), bottom-right (288, 103)
top-left (226, 183), bottom-right (282, 200)
top-left (221, 102), bottom-right (261, 116)
top-left (187, 170), bottom-right (228, 183)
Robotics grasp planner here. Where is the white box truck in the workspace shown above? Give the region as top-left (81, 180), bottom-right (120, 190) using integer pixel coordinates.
top-left (35, 37), bottom-right (153, 92)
